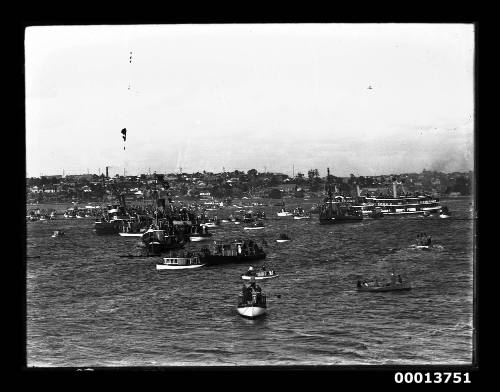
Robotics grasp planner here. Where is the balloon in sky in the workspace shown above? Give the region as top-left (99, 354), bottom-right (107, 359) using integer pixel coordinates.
top-left (121, 128), bottom-right (127, 150)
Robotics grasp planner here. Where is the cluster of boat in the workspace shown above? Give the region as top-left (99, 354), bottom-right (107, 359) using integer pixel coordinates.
top-left (82, 181), bottom-right (451, 318)
top-left (26, 209), bottom-right (56, 222)
top-left (276, 206), bottom-right (311, 219)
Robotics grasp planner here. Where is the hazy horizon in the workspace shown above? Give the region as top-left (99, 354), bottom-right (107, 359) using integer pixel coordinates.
top-left (25, 24), bottom-right (474, 178)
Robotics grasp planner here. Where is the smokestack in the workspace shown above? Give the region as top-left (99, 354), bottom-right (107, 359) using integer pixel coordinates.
top-left (392, 182), bottom-right (398, 197)
top-left (106, 167), bottom-right (109, 179)
top-left (356, 184), bottom-right (361, 197)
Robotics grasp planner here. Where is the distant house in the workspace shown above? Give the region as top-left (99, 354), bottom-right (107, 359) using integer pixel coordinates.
top-left (279, 184), bottom-right (297, 194)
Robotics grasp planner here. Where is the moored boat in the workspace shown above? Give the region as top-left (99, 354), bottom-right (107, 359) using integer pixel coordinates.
top-left (276, 233), bottom-right (291, 243)
top-left (243, 220), bottom-right (265, 230)
top-left (277, 209), bottom-right (293, 217)
top-left (142, 228), bottom-right (187, 254)
top-left (199, 240), bottom-right (266, 265)
top-left (188, 224), bottom-right (213, 241)
top-left (439, 206), bottom-right (451, 218)
top-left (241, 266), bottom-right (278, 281)
top-left (201, 221), bottom-right (220, 229)
top-left (118, 232), bottom-right (144, 237)
top-left (156, 254), bottom-right (205, 270)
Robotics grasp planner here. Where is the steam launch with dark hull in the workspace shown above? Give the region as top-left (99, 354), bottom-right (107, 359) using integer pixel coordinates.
top-left (319, 168), bottom-right (363, 225)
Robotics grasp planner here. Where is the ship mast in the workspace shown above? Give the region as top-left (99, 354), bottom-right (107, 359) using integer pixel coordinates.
top-left (327, 168), bottom-right (333, 215)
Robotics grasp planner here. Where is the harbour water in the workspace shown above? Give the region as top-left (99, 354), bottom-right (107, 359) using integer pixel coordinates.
top-left (26, 197), bottom-right (475, 366)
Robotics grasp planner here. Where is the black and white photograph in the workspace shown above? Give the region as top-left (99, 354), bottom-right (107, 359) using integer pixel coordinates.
top-left (25, 23), bottom-right (476, 369)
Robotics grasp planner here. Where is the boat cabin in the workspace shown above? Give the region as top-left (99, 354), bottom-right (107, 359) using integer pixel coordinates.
top-left (161, 256), bottom-right (202, 266)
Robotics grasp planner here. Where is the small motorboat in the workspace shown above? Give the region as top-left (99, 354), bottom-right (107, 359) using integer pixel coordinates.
top-left (189, 234), bottom-right (212, 242)
top-left (237, 281), bottom-right (267, 319)
top-left (202, 222), bottom-right (220, 228)
top-left (156, 255), bottom-right (205, 270)
top-left (276, 234), bottom-right (291, 243)
top-left (243, 221), bottom-right (265, 230)
top-left (51, 230), bottom-right (65, 238)
top-left (119, 232), bottom-right (144, 237)
top-left (409, 244), bottom-right (431, 250)
top-left (241, 266), bottom-right (278, 281)
top-left (409, 244), bottom-right (443, 251)
top-left (293, 215), bottom-right (310, 220)
top-left (277, 209), bottom-right (293, 217)
top-left (439, 206), bottom-right (451, 218)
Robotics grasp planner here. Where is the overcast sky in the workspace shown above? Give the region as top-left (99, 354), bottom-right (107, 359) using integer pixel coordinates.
top-left (25, 24), bottom-right (474, 178)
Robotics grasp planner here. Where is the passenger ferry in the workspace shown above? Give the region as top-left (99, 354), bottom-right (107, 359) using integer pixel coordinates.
top-left (156, 255), bottom-right (205, 270)
top-left (351, 182), bottom-right (443, 216)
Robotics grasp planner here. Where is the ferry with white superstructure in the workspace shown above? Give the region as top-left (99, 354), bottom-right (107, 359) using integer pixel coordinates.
top-left (351, 181), bottom-right (445, 217)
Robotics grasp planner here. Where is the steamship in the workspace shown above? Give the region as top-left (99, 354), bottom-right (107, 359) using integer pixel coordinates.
top-left (319, 169), bottom-right (363, 224)
top-left (351, 182), bottom-right (443, 216)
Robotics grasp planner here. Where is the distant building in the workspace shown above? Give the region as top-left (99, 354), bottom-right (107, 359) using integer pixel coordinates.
top-left (66, 174), bottom-right (93, 182)
top-left (279, 184), bottom-right (297, 194)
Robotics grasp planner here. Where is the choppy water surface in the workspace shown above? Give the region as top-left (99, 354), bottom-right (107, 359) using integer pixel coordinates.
top-left (26, 197), bottom-right (475, 366)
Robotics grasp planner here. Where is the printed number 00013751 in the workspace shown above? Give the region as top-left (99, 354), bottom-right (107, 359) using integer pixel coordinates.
top-left (394, 372), bottom-right (471, 383)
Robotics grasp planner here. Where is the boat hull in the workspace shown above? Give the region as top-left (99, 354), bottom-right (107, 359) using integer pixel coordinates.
top-left (241, 274), bottom-right (278, 281)
top-left (118, 232), bottom-right (143, 237)
top-left (276, 239), bottom-right (290, 243)
top-left (243, 227), bottom-right (264, 230)
top-left (95, 221), bottom-right (122, 235)
top-left (156, 264), bottom-right (205, 270)
top-left (237, 306), bottom-right (267, 318)
top-left (189, 236), bottom-right (211, 242)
